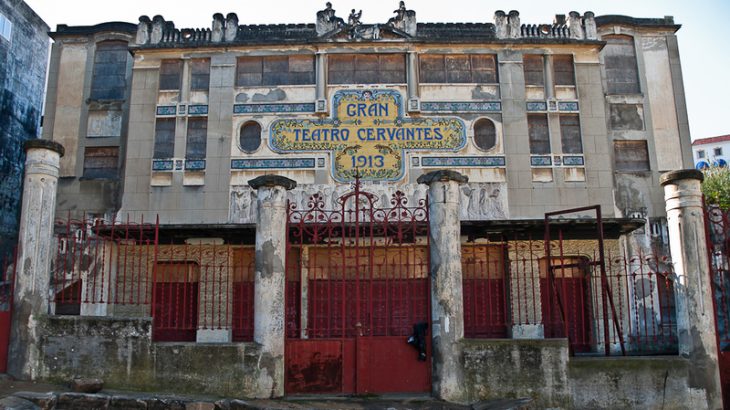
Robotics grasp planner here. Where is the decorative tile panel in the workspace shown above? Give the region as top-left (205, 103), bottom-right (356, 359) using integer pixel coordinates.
top-left (188, 105), bottom-right (209, 115)
top-left (231, 158), bottom-right (317, 170)
top-left (185, 159), bottom-right (206, 171)
top-left (316, 158), bottom-right (326, 168)
top-left (233, 103), bottom-right (316, 114)
top-left (562, 155), bottom-right (585, 166)
top-left (526, 101), bottom-right (548, 112)
top-left (421, 156), bottom-right (506, 167)
top-left (156, 106), bottom-right (176, 116)
top-left (558, 101), bottom-right (579, 112)
top-left (421, 101), bottom-right (501, 112)
top-left (530, 156), bottom-right (552, 166)
top-left (152, 159), bottom-right (174, 171)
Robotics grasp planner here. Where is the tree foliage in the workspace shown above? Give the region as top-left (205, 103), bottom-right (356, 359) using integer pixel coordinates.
top-left (702, 166), bottom-right (730, 210)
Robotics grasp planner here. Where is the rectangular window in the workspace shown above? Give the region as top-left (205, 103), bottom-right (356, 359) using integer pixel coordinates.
top-left (236, 55), bottom-right (315, 87)
top-left (697, 150), bottom-right (705, 159)
top-left (154, 118), bottom-right (175, 159)
top-left (190, 58), bottom-right (210, 91)
top-left (0, 13), bottom-right (12, 41)
top-left (614, 140), bottom-right (650, 172)
top-left (185, 118), bottom-right (207, 159)
top-left (329, 54), bottom-right (406, 85)
top-left (83, 147), bottom-right (119, 179)
top-left (553, 55), bottom-right (575, 86)
top-left (714, 147), bottom-right (723, 156)
top-left (559, 115), bottom-right (583, 154)
top-left (90, 41), bottom-right (129, 100)
top-left (528, 114), bottom-right (550, 155)
top-left (419, 54), bottom-right (497, 84)
top-left (603, 35), bottom-right (640, 94)
top-left (523, 55), bottom-right (545, 86)
top-left (159, 60), bottom-right (183, 91)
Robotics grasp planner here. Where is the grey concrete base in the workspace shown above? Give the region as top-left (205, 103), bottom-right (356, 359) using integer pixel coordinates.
top-left (196, 329), bottom-right (232, 343)
top-left (510, 324), bottom-right (544, 339)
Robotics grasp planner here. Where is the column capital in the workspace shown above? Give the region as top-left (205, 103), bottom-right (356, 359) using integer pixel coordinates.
top-left (24, 139), bottom-right (65, 157)
top-left (417, 170), bottom-right (468, 185)
top-left (248, 175), bottom-right (297, 190)
top-left (660, 169), bottom-right (704, 186)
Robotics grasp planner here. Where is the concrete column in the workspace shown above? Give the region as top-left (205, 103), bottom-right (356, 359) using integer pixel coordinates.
top-left (315, 52), bottom-right (327, 113)
top-left (544, 54), bottom-right (555, 100)
top-left (248, 174), bottom-right (297, 398)
top-left (407, 51), bottom-right (419, 101)
top-left (417, 170), bottom-right (468, 403)
top-left (8, 140), bottom-right (64, 380)
top-left (661, 169), bottom-right (722, 410)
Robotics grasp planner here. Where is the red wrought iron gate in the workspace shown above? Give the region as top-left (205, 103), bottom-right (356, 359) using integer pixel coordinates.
top-left (284, 182), bottom-right (431, 394)
top-left (707, 205), bottom-right (730, 406)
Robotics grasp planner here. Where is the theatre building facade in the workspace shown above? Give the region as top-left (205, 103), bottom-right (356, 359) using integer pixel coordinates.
top-left (6, 3), bottom-right (724, 409)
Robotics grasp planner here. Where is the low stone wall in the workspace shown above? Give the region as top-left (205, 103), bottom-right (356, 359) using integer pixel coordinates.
top-left (462, 338), bottom-right (572, 408)
top-left (463, 339), bottom-right (694, 409)
top-left (569, 356), bottom-right (692, 409)
top-left (35, 316), bottom-right (267, 397)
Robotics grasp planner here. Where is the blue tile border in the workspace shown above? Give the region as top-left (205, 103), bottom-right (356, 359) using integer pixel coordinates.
top-left (188, 105), bottom-right (209, 115)
top-left (558, 101), bottom-right (579, 112)
top-left (231, 158), bottom-right (317, 170)
top-left (185, 159), bottom-right (206, 171)
top-left (562, 155), bottom-right (585, 166)
top-left (526, 101), bottom-right (548, 112)
top-left (421, 156), bottom-right (506, 167)
top-left (152, 159), bottom-right (174, 171)
top-left (421, 101), bottom-right (501, 113)
top-left (530, 156), bottom-right (552, 166)
top-left (233, 103), bottom-right (316, 114)
top-left (156, 106), bottom-right (176, 116)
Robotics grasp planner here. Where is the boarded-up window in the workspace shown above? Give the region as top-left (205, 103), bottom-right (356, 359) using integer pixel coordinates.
top-left (528, 114), bottom-right (550, 155)
top-left (473, 118), bottom-right (497, 151)
top-left (190, 58), bottom-right (210, 91)
top-left (185, 118), bottom-right (207, 159)
top-left (329, 54), bottom-right (406, 84)
top-left (236, 55), bottom-right (315, 86)
top-left (90, 41), bottom-right (128, 100)
top-left (523, 55), bottom-right (544, 86)
top-left (614, 140), bottom-right (650, 172)
top-left (83, 147), bottom-right (119, 178)
top-left (553, 55), bottom-right (575, 86)
top-left (159, 60), bottom-right (183, 91)
top-left (420, 54), bottom-right (497, 84)
top-left (154, 118), bottom-right (175, 159)
top-left (559, 115), bottom-right (582, 154)
top-left (609, 104), bottom-right (644, 131)
top-left (240, 121), bottom-right (262, 153)
top-left (603, 35), bottom-right (640, 94)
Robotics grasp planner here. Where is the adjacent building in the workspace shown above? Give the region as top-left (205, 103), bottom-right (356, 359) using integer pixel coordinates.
top-left (693, 134), bottom-right (730, 169)
top-left (0, 0), bottom-right (49, 257)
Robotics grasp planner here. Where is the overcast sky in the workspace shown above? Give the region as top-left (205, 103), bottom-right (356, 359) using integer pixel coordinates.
top-left (22, 0), bottom-right (730, 141)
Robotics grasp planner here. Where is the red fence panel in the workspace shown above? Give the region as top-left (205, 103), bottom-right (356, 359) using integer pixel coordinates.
top-left (0, 248), bottom-right (17, 373)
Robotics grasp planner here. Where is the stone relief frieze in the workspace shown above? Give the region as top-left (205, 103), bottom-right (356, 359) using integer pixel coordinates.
top-left (229, 182), bottom-right (508, 224)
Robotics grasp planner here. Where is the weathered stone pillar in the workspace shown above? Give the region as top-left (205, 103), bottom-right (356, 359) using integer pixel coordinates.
top-left (661, 169), bottom-right (722, 409)
top-left (248, 175), bottom-right (296, 398)
top-left (417, 170), bottom-right (468, 403)
top-left (8, 140), bottom-right (64, 379)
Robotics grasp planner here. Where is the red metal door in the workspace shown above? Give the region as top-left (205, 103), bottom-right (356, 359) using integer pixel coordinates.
top-left (285, 184), bottom-right (431, 395)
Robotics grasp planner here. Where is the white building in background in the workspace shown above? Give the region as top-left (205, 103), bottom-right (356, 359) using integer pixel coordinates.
top-left (693, 134), bottom-right (729, 169)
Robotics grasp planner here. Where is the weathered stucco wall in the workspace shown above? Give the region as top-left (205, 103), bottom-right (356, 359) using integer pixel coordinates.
top-left (569, 357), bottom-right (692, 409)
top-left (463, 339), bottom-right (693, 409)
top-left (463, 339), bottom-right (572, 408)
top-left (36, 316), bottom-right (267, 397)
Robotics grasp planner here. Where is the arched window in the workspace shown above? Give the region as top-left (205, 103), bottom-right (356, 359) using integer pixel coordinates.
top-left (473, 118), bottom-right (496, 151)
top-left (240, 121), bottom-right (262, 153)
